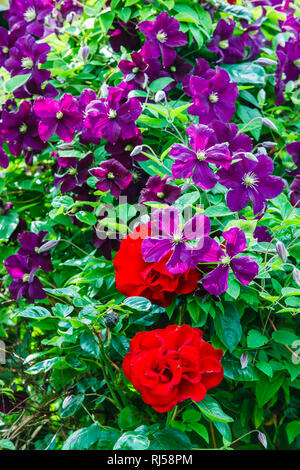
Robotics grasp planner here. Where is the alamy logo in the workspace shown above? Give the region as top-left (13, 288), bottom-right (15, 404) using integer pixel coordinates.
top-left (0, 340), bottom-right (5, 364)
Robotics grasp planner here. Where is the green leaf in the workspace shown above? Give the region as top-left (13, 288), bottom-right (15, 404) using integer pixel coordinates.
top-left (286, 421), bottom-right (300, 444)
top-left (16, 306), bottom-right (51, 319)
top-left (256, 361), bottom-right (273, 378)
top-left (123, 296), bottom-right (152, 311)
top-left (80, 330), bottom-right (100, 357)
top-left (223, 358), bottom-right (259, 382)
top-left (118, 406), bottom-right (140, 430)
top-left (0, 212), bottom-right (19, 240)
top-left (272, 330), bottom-right (298, 345)
top-left (237, 104), bottom-right (262, 140)
top-left (62, 423), bottom-right (102, 450)
top-left (0, 439), bottom-right (15, 450)
top-left (215, 303), bottom-right (242, 352)
top-left (26, 357), bottom-right (61, 375)
top-left (113, 432), bottom-right (150, 450)
top-left (221, 63), bottom-right (265, 85)
top-left (149, 428), bottom-right (192, 450)
top-left (205, 204), bottom-right (233, 217)
top-left (149, 77), bottom-right (175, 92)
top-left (255, 373), bottom-right (284, 407)
top-left (5, 73), bottom-right (31, 92)
top-left (247, 329), bottom-right (269, 348)
top-left (59, 395), bottom-right (84, 418)
top-left (75, 211), bottom-right (97, 225)
top-left (188, 423), bottom-right (209, 443)
top-left (195, 396), bottom-right (234, 423)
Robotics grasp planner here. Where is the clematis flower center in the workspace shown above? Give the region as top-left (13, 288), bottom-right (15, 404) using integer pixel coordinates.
top-left (24, 7), bottom-right (36, 22)
top-left (197, 150), bottom-right (206, 161)
top-left (156, 30), bottom-right (167, 43)
top-left (209, 92), bottom-right (219, 103)
top-left (69, 167), bottom-right (77, 175)
top-left (125, 144), bottom-right (133, 151)
top-left (218, 39), bottom-right (229, 49)
top-left (107, 172), bottom-right (115, 179)
top-left (2, 46), bottom-right (9, 54)
top-left (107, 109), bottom-right (117, 119)
top-left (22, 273), bottom-right (30, 282)
top-left (293, 59), bottom-right (300, 68)
top-left (170, 66), bottom-right (176, 72)
top-left (242, 171), bottom-right (259, 188)
top-left (132, 67), bottom-right (139, 73)
top-left (173, 233), bottom-right (182, 244)
top-left (157, 192), bottom-right (165, 199)
top-left (221, 255), bottom-right (231, 266)
top-left (56, 111), bottom-right (63, 120)
top-left (21, 57), bottom-right (34, 69)
top-left (248, 30), bottom-right (257, 39)
top-left (19, 123), bottom-right (28, 133)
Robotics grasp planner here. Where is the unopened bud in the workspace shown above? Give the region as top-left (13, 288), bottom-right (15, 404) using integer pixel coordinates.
top-left (276, 241), bottom-right (288, 263)
top-left (38, 239), bottom-right (59, 254)
top-left (155, 90), bottom-right (166, 103)
top-left (293, 268), bottom-right (300, 287)
top-left (244, 152), bottom-right (258, 162)
top-left (261, 141), bottom-right (277, 148)
top-left (130, 145), bottom-right (143, 157)
top-left (105, 310), bottom-right (119, 329)
top-left (240, 353), bottom-right (249, 369)
top-left (80, 45), bottom-right (90, 63)
top-left (101, 83), bottom-right (108, 98)
top-left (258, 431), bottom-right (267, 449)
top-left (125, 73), bottom-right (136, 82)
top-left (262, 118), bottom-right (278, 131)
top-left (255, 58), bottom-right (277, 66)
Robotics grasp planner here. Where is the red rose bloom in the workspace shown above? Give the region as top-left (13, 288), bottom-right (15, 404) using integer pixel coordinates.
top-left (123, 324), bottom-right (223, 412)
top-left (113, 225), bottom-right (199, 307)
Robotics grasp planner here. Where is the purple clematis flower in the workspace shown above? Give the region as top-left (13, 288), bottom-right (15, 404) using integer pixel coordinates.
top-left (218, 153), bottom-right (284, 214)
top-left (13, 70), bottom-right (58, 100)
top-left (164, 55), bottom-right (193, 86)
top-left (122, 166), bottom-right (149, 204)
top-left (90, 158), bottom-right (132, 198)
top-left (290, 175), bottom-right (300, 208)
top-left (188, 67), bottom-right (238, 124)
top-left (170, 124), bottom-right (231, 190)
top-left (105, 131), bottom-right (146, 168)
top-left (139, 11), bottom-right (187, 67)
top-left (77, 88), bottom-right (100, 145)
top-left (118, 52), bottom-right (149, 88)
top-left (4, 254), bottom-right (46, 302)
top-left (241, 20), bottom-right (264, 61)
top-left (55, 152), bottom-right (94, 193)
top-left (275, 36), bottom-right (300, 105)
top-left (92, 212), bottom-right (122, 260)
top-left (4, 34), bottom-right (51, 77)
top-left (207, 120), bottom-right (253, 154)
top-left (60, 0), bottom-right (83, 21)
top-left (0, 28), bottom-right (18, 67)
top-left (139, 175), bottom-right (181, 205)
top-left (207, 18), bottom-right (245, 64)
top-left (183, 58), bottom-right (215, 97)
top-left (286, 141), bottom-right (300, 176)
top-left (1, 100), bottom-right (45, 156)
top-left (34, 94), bottom-right (82, 142)
top-left (18, 230), bottom-right (54, 271)
top-left (197, 227), bottom-right (259, 296)
top-left (84, 87), bottom-right (142, 144)
top-left (108, 19), bottom-right (141, 53)
top-left (5, 0), bottom-right (53, 38)
top-left (253, 225), bottom-right (272, 243)
top-left (142, 206), bottom-right (211, 274)
top-left (0, 136), bottom-right (9, 169)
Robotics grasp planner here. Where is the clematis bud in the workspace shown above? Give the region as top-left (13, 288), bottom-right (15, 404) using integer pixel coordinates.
top-left (276, 241), bottom-right (288, 263)
top-left (80, 45), bottom-right (90, 63)
top-left (105, 310), bottom-right (119, 329)
top-left (244, 152), bottom-right (258, 162)
top-left (101, 83), bottom-right (109, 98)
top-left (155, 90), bottom-right (166, 103)
top-left (255, 58), bottom-right (277, 66)
top-left (293, 268), bottom-right (300, 287)
top-left (261, 141), bottom-right (277, 148)
top-left (258, 431), bottom-right (267, 449)
top-left (130, 145), bottom-right (143, 157)
top-left (262, 118), bottom-right (278, 131)
top-left (240, 353), bottom-right (249, 369)
top-left (38, 240), bottom-right (59, 254)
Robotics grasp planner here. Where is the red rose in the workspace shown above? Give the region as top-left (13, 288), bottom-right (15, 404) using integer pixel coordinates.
top-left (113, 225), bottom-right (199, 307)
top-left (123, 324), bottom-right (223, 412)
